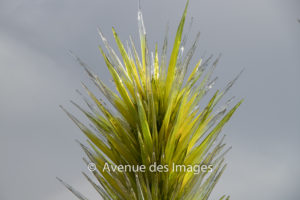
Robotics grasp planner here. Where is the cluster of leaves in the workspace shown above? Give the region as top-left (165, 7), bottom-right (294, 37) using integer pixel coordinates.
top-left (59, 1), bottom-right (242, 199)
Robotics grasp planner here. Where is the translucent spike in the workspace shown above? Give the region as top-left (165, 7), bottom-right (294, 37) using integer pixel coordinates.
top-left (205, 76), bottom-right (218, 92)
top-left (138, 10), bottom-right (146, 36)
top-left (129, 36), bottom-right (142, 70)
top-left (82, 172), bottom-right (111, 200)
top-left (56, 177), bottom-right (89, 200)
top-left (71, 57), bottom-right (122, 115)
top-left (198, 54), bottom-right (213, 72)
top-left (60, 105), bottom-right (86, 131)
top-left (160, 23), bottom-right (169, 80)
top-left (135, 174), bottom-right (145, 200)
top-left (145, 41), bottom-right (150, 75)
top-left (206, 108), bottom-right (226, 130)
top-left (98, 28), bottom-right (124, 72)
top-left (177, 46), bottom-right (184, 65)
top-left (93, 80), bottom-right (114, 104)
top-left (69, 52), bottom-right (125, 115)
top-left (207, 55), bottom-right (221, 82)
top-left (69, 51), bottom-right (96, 79)
top-left (182, 17), bottom-right (194, 47)
top-left (223, 69), bottom-right (244, 94)
top-left (193, 57), bottom-right (220, 102)
top-left (89, 123), bottom-right (98, 133)
top-left (76, 89), bottom-right (98, 114)
top-left (88, 124), bottom-right (109, 146)
top-left (98, 28), bottom-right (130, 78)
top-left (219, 96), bottom-right (235, 112)
top-left (126, 40), bottom-right (134, 60)
top-left (161, 23), bottom-right (169, 59)
top-left (180, 46), bottom-right (185, 56)
top-left (70, 99), bottom-right (95, 119)
top-left (181, 32), bottom-right (200, 77)
top-left (75, 140), bottom-right (97, 161)
top-left (97, 28), bottom-right (121, 67)
top-left (214, 69), bottom-right (244, 105)
top-left (213, 146), bottom-right (232, 165)
top-left (137, 9), bottom-right (149, 78)
top-left (151, 51), bottom-right (155, 77)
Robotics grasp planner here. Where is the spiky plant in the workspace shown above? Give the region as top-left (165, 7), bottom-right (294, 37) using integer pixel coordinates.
top-left (58, 1), bottom-right (242, 199)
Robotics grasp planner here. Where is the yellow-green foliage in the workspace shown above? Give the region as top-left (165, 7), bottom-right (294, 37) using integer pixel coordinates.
top-left (59, 1), bottom-right (242, 199)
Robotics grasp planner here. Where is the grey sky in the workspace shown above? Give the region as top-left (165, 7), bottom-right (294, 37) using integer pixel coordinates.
top-left (0, 0), bottom-right (299, 199)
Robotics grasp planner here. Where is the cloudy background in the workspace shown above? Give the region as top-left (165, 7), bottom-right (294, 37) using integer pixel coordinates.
top-left (0, 0), bottom-right (299, 199)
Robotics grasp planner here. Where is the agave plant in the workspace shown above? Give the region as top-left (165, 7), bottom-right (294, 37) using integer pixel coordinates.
top-left (58, 1), bottom-right (242, 199)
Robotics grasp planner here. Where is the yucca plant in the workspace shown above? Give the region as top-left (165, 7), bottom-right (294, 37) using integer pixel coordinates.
top-left (58, 1), bottom-right (242, 199)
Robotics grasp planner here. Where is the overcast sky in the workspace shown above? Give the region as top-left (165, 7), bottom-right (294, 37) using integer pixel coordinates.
top-left (0, 0), bottom-right (300, 199)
